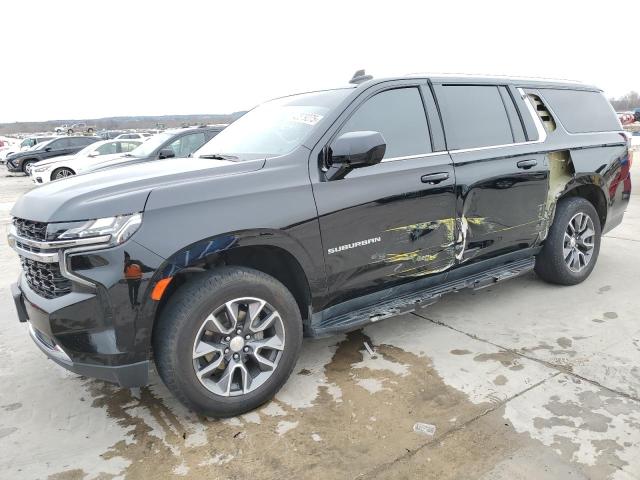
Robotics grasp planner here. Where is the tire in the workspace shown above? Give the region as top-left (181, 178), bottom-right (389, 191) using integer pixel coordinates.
top-left (51, 167), bottom-right (75, 180)
top-left (67, 129), bottom-right (73, 135)
top-left (154, 267), bottom-right (303, 417)
top-left (22, 160), bottom-right (35, 175)
top-left (87, 128), bottom-right (94, 134)
top-left (535, 197), bottom-right (601, 285)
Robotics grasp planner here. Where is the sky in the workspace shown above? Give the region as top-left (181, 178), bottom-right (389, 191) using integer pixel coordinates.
top-left (1, 0), bottom-right (638, 123)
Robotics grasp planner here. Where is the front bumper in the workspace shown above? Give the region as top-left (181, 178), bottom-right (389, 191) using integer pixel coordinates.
top-left (32, 172), bottom-right (47, 184)
top-left (9, 239), bottom-right (165, 388)
top-left (5, 159), bottom-right (22, 172)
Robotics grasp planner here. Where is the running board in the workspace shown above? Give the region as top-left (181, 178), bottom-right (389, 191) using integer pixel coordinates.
top-left (310, 257), bottom-right (535, 336)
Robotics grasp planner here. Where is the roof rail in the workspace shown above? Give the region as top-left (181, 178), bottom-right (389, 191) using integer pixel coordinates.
top-left (405, 72), bottom-right (584, 84)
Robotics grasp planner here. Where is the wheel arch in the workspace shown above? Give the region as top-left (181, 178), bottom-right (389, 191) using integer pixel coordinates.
top-left (143, 230), bottom-right (317, 354)
top-left (559, 176), bottom-right (608, 230)
top-left (20, 158), bottom-right (39, 172)
top-left (50, 166), bottom-right (76, 180)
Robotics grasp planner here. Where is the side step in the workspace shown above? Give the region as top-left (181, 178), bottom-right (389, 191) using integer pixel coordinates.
top-left (310, 257), bottom-right (535, 336)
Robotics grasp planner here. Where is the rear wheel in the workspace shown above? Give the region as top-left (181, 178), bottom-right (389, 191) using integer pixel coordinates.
top-left (87, 128), bottom-right (94, 134)
top-left (535, 197), bottom-right (601, 285)
top-left (154, 267), bottom-right (302, 417)
top-left (51, 167), bottom-right (75, 180)
top-left (67, 129), bottom-right (73, 135)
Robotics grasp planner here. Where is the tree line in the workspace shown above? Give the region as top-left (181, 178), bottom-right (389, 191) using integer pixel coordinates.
top-left (609, 91), bottom-right (640, 112)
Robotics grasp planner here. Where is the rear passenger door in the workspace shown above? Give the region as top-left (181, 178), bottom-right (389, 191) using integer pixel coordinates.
top-left (433, 83), bottom-right (549, 263)
top-left (311, 82), bottom-right (457, 306)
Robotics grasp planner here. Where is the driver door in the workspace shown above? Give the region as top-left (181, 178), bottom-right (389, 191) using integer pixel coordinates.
top-left (311, 83), bottom-right (457, 307)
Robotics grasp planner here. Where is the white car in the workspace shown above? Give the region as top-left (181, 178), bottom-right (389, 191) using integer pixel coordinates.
top-left (31, 139), bottom-right (142, 184)
top-left (115, 132), bottom-right (154, 141)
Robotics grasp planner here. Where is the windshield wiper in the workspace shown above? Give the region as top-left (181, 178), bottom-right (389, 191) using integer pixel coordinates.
top-left (198, 153), bottom-right (238, 160)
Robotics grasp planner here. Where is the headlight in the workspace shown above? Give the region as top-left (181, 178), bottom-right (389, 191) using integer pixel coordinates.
top-left (51, 213), bottom-right (143, 246)
top-left (34, 165), bottom-right (50, 173)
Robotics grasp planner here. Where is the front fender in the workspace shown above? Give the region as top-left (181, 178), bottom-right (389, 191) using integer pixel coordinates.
top-left (134, 228), bottom-right (326, 354)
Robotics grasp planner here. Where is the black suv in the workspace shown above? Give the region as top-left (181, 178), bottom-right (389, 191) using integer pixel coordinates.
top-left (84, 126), bottom-right (224, 173)
top-left (9, 73), bottom-right (631, 417)
top-left (6, 136), bottom-right (101, 174)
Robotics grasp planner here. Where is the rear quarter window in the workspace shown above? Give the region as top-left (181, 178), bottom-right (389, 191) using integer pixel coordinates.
top-left (539, 89), bottom-right (620, 133)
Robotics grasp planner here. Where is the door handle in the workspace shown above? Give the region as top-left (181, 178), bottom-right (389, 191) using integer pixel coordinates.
top-left (516, 159), bottom-right (537, 169)
top-left (421, 172), bottom-right (450, 184)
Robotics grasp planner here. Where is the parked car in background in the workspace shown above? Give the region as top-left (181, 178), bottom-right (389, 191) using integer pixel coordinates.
top-left (0, 137), bottom-right (19, 164)
top-left (86, 126), bottom-right (224, 173)
top-left (618, 112), bottom-right (636, 125)
top-left (115, 132), bottom-right (154, 140)
top-left (98, 130), bottom-right (125, 140)
top-left (31, 139), bottom-right (143, 183)
top-left (5, 136), bottom-right (100, 174)
top-left (66, 123), bottom-right (96, 135)
top-left (634, 108), bottom-right (640, 122)
top-left (54, 124), bottom-right (71, 134)
top-left (19, 136), bottom-right (54, 152)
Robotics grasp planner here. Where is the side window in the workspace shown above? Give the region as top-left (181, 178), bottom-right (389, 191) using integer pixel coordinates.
top-left (438, 85), bottom-right (514, 150)
top-left (68, 137), bottom-right (88, 148)
top-left (51, 139), bottom-right (70, 149)
top-left (338, 87), bottom-right (431, 159)
top-left (96, 142), bottom-right (118, 155)
top-left (167, 133), bottom-right (207, 157)
top-left (538, 89), bottom-right (620, 133)
top-left (120, 141), bottom-right (140, 152)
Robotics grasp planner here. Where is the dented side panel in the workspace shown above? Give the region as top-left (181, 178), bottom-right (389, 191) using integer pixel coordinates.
top-left (313, 152), bottom-right (457, 307)
top-left (449, 147), bottom-right (550, 264)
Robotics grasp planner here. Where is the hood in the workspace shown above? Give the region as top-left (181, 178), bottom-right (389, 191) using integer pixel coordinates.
top-left (33, 154), bottom-right (77, 168)
top-left (36, 152), bottom-right (126, 171)
top-left (11, 157), bottom-right (265, 223)
top-left (85, 154), bottom-right (148, 172)
top-left (7, 149), bottom-right (36, 160)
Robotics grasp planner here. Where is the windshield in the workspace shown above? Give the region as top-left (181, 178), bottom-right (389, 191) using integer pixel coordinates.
top-left (33, 139), bottom-right (54, 151)
top-left (126, 132), bottom-right (169, 157)
top-left (195, 89), bottom-right (351, 159)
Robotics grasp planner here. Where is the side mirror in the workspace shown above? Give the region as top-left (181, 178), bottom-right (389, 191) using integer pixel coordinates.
top-left (45, 147), bottom-right (52, 152)
top-left (88, 151), bottom-right (99, 157)
top-left (326, 131), bottom-right (386, 180)
top-left (158, 148), bottom-right (175, 159)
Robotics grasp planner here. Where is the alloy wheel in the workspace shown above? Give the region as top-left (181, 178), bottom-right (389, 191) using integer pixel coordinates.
top-left (55, 168), bottom-right (74, 179)
top-left (192, 297), bottom-right (285, 397)
top-left (563, 212), bottom-right (595, 272)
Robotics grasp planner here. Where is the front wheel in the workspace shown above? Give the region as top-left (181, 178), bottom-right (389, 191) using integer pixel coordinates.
top-left (154, 267), bottom-right (303, 417)
top-left (535, 197), bottom-right (601, 285)
top-left (22, 160), bottom-right (35, 175)
top-left (51, 167), bottom-right (75, 180)
top-left (67, 129), bottom-right (73, 135)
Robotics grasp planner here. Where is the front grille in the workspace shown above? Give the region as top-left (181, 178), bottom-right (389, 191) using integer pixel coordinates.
top-left (13, 218), bottom-right (48, 241)
top-left (16, 241), bottom-right (42, 253)
top-left (20, 257), bottom-right (71, 299)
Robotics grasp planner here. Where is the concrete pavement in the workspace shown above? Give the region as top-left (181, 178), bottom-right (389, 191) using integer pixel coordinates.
top-left (0, 162), bottom-right (638, 479)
